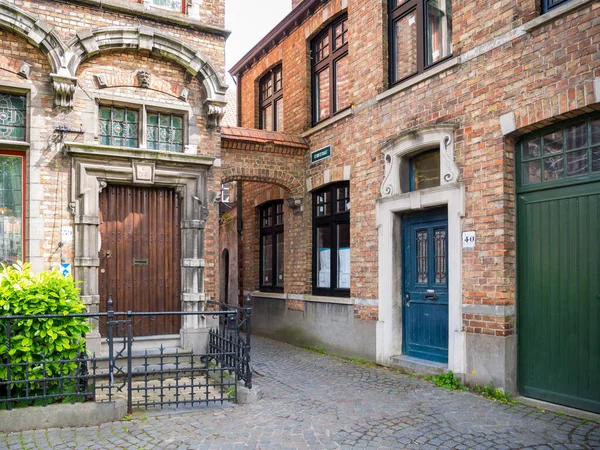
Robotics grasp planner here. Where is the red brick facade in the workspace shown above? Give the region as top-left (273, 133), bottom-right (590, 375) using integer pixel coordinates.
top-left (226, 0), bottom-right (600, 389)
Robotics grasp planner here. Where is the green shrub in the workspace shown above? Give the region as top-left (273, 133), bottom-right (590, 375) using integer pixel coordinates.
top-left (423, 370), bottom-right (468, 391)
top-left (474, 381), bottom-right (514, 404)
top-left (0, 262), bottom-right (90, 402)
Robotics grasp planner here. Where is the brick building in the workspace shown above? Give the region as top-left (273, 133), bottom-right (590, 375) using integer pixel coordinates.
top-left (0, 0), bottom-right (228, 353)
top-left (225, 0), bottom-right (600, 413)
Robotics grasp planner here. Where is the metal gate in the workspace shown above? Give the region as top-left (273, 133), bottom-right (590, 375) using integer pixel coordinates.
top-left (517, 115), bottom-right (600, 413)
top-left (1, 298), bottom-right (253, 413)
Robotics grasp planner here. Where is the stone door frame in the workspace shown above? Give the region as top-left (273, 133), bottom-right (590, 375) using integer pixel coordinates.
top-left (67, 142), bottom-right (215, 353)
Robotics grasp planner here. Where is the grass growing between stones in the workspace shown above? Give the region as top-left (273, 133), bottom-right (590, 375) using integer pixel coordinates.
top-left (474, 381), bottom-right (515, 404)
top-left (300, 345), bottom-right (379, 367)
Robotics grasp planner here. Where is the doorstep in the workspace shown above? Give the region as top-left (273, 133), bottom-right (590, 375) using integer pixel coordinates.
top-left (516, 396), bottom-right (600, 423)
top-left (389, 355), bottom-right (447, 376)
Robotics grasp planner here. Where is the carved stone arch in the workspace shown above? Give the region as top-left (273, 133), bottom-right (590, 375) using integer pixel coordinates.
top-left (380, 123), bottom-right (459, 197)
top-left (67, 26), bottom-right (228, 126)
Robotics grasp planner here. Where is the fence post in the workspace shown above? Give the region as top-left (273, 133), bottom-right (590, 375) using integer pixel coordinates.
top-left (5, 319), bottom-right (12, 411)
top-left (244, 293), bottom-right (252, 389)
top-left (107, 295), bottom-right (115, 386)
top-left (126, 311), bottom-right (133, 415)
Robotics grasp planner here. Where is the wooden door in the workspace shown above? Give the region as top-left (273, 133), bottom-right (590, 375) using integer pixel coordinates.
top-left (402, 208), bottom-right (449, 363)
top-left (518, 182), bottom-right (600, 413)
top-left (99, 185), bottom-right (181, 336)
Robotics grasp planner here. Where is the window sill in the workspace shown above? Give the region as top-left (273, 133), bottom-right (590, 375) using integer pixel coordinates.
top-left (66, 0), bottom-right (230, 37)
top-left (301, 108), bottom-right (354, 138)
top-left (524, 0), bottom-right (595, 33)
top-left (377, 57), bottom-right (459, 103)
top-left (252, 291), bottom-right (355, 306)
top-left (65, 142), bottom-right (216, 166)
top-left (0, 140), bottom-right (29, 151)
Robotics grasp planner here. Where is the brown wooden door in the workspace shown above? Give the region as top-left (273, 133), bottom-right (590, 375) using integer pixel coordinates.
top-left (99, 185), bottom-right (181, 336)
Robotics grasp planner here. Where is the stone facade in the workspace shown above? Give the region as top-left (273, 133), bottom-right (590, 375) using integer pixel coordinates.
top-left (0, 0), bottom-right (227, 352)
top-left (227, 0), bottom-right (600, 395)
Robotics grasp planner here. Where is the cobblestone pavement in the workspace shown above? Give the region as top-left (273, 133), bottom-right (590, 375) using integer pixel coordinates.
top-left (2, 336), bottom-right (599, 449)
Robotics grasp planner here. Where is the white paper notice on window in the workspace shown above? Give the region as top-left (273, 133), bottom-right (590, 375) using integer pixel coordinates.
top-left (61, 226), bottom-right (73, 243)
top-left (338, 247), bottom-right (350, 289)
top-left (319, 248), bottom-right (331, 288)
top-left (408, 15), bottom-right (415, 25)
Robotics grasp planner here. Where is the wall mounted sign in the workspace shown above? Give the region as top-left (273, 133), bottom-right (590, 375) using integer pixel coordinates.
top-left (462, 231), bottom-right (476, 248)
top-left (311, 145), bottom-right (332, 164)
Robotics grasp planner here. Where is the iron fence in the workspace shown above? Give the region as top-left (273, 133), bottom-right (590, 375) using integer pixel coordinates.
top-left (0, 296), bottom-right (252, 414)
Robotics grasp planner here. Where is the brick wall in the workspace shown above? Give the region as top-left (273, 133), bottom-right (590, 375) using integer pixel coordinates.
top-left (233, 0), bottom-right (600, 335)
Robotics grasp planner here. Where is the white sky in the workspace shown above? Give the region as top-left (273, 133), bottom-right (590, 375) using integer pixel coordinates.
top-left (225, 0), bottom-right (292, 73)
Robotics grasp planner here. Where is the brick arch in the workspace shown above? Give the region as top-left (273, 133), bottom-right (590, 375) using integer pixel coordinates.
top-left (220, 166), bottom-right (304, 198)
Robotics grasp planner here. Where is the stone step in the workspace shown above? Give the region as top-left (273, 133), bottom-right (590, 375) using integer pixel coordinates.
top-left (388, 355), bottom-right (448, 376)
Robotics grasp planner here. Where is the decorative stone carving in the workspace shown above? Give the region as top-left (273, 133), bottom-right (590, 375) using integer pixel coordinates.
top-left (51, 74), bottom-right (78, 108)
top-left (98, 181), bottom-right (108, 192)
top-left (287, 197), bottom-right (304, 215)
top-left (205, 100), bottom-right (226, 128)
top-left (132, 162), bottom-right (156, 184)
top-left (17, 62), bottom-right (32, 79)
top-left (442, 135), bottom-right (459, 183)
top-left (178, 87), bottom-right (190, 101)
top-left (94, 74), bottom-right (108, 88)
top-left (136, 70), bottom-right (152, 89)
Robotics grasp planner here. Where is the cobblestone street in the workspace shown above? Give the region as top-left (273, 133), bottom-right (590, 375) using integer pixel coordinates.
top-left (2, 337), bottom-right (599, 449)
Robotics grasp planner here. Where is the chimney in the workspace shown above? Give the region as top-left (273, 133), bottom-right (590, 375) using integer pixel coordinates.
top-left (292, 0), bottom-right (304, 9)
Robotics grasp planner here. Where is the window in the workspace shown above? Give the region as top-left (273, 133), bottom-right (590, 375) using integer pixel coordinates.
top-left (542, 0), bottom-right (571, 13)
top-left (410, 149), bottom-right (440, 191)
top-left (99, 105), bottom-right (184, 152)
top-left (519, 115), bottom-right (600, 187)
top-left (0, 152), bottom-right (25, 265)
top-left (259, 66), bottom-right (283, 131)
top-left (260, 201), bottom-right (284, 291)
top-left (0, 93), bottom-right (26, 142)
top-left (389, 0), bottom-right (452, 85)
top-left (313, 183), bottom-right (350, 296)
top-left (140, 0), bottom-right (185, 12)
top-left (311, 15), bottom-right (350, 125)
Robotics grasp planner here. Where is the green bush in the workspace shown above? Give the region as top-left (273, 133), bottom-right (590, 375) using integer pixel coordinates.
top-left (0, 262), bottom-right (90, 401)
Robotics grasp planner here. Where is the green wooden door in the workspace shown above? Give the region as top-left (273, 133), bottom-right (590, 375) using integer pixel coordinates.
top-left (518, 181), bottom-right (600, 413)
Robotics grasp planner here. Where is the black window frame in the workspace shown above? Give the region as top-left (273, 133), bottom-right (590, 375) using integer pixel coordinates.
top-left (542, 0), bottom-right (571, 13)
top-left (259, 200), bottom-right (284, 292)
top-left (311, 14), bottom-right (349, 126)
top-left (259, 65), bottom-right (283, 131)
top-left (312, 182), bottom-right (350, 297)
top-left (389, 0), bottom-right (453, 86)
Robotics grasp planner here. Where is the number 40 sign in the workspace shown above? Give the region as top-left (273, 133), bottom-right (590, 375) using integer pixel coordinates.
top-left (462, 231), bottom-right (476, 248)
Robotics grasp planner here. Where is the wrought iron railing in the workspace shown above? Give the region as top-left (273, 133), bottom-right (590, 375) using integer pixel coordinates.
top-left (1, 296), bottom-right (253, 414)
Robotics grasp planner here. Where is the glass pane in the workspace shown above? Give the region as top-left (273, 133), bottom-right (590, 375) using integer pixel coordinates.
top-left (263, 104), bottom-right (273, 131)
top-left (335, 56), bottom-right (350, 112)
top-left (426, 0), bottom-right (452, 65)
top-left (523, 137), bottom-right (541, 160)
top-left (522, 160), bottom-right (541, 185)
top-left (567, 149), bottom-right (589, 177)
top-left (261, 77), bottom-right (272, 102)
top-left (274, 68), bottom-right (283, 92)
top-left (336, 186), bottom-right (350, 213)
top-left (565, 122), bottom-right (587, 150)
top-left (394, 14), bottom-right (417, 81)
top-left (0, 155), bottom-right (23, 265)
top-left (592, 147), bottom-right (600, 172)
top-left (337, 223), bottom-right (350, 289)
top-left (412, 150), bottom-right (440, 190)
top-left (262, 235), bottom-right (273, 285)
top-left (592, 119), bottom-right (600, 145)
top-left (316, 226), bottom-right (331, 288)
top-left (416, 229), bottom-right (428, 284)
top-left (150, 0), bottom-right (182, 10)
top-left (543, 130), bottom-right (562, 155)
top-left (315, 35), bottom-right (330, 63)
top-left (316, 191), bottom-right (331, 217)
top-left (147, 113), bottom-right (182, 152)
top-left (275, 99), bottom-right (284, 132)
top-left (316, 69), bottom-right (330, 122)
top-left (275, 202), bottom-right (283, 225)
top-left (0, 94), bottom-right (26, 142)
top-left (544, 155), bottom-right (564, 181)
top-left (334, 19), bottom-right (348, 49)
top-left (276, 233), bottom-right (284, 287)
top-left (100, 107), bottom-right (138, 148)
top-left (433, 228), bottom-right (447, 284)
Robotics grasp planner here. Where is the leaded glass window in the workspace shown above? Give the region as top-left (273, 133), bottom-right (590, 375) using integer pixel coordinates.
top-left (147, 113), bottom-right (183, 153)
top-left (99, 106), bottom-right (138, 148)
top-left (519, 116), bottom-right (600, 187)
top-left (0, 154), bottom-right (24, 264)
top-left (0, 94), bottom-right (26, 142)
top-left (410, 149), bottom-right (441, 191)
top-left (147, 0), bottom-right (183, 11)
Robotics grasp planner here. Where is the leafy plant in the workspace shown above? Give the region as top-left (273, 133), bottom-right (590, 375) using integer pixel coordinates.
top-left (0, 262), bottom-right (90, 401)
top-left (423, 370), bottom-right (468, 391)
top-left (474, 381), bottom-right (514, 404)
top-left (226, 386), bottom-right (235, 399)
top-left (301, 345), bottom-right (327, 354)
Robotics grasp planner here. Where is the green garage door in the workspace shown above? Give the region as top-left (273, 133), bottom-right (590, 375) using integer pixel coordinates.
top-left (517, 115), bottom-right (600, 413)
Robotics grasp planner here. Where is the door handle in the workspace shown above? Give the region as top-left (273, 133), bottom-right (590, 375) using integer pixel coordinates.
top-left (104, 250), bottom-right (112, 259)
top-left (423, 294), bottom-right (437, 301)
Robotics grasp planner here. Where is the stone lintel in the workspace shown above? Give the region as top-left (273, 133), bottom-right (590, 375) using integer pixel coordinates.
top-left (462, 304), bottom-right (515, 317)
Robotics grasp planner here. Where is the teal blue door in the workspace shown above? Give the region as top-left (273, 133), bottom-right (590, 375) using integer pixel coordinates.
top-left (403, 208), bottom-right (449, 363)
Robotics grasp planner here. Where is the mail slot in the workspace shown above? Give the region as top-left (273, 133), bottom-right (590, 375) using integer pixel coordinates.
top-left (423, 293), bottom-right (437, 301)
top-left (133, 259), bottom-right (149, 266)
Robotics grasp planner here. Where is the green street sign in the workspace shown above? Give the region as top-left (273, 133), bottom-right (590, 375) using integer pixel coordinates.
top-left (311, 145), bottom-right (332, 163)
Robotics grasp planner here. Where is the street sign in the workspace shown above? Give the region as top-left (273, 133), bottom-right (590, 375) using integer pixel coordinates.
top-left (61, 263), bottom-right (72, 277)
top-left (311, 145), bottom-right (332, 164)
